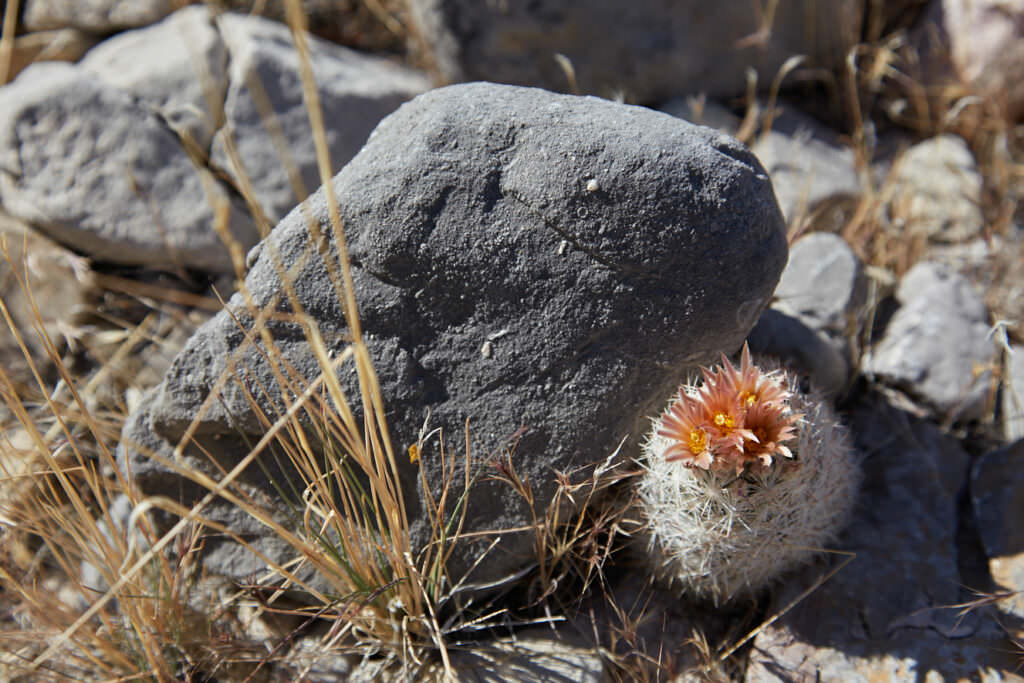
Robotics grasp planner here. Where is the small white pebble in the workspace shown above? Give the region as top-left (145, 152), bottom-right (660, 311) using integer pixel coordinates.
top-left (558, 240), bottom-right (568, 255)
top-left (481, 340), bottom-right (493, 359)
top-left (585, 178), bottom-right (599, 192)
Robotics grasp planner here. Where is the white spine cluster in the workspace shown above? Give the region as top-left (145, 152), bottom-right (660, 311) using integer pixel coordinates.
top-left (637, 368), bottom-right (860, 605)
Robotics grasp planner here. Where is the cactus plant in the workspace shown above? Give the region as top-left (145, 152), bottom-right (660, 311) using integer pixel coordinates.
top-left (637, 345), bottom-right (860, 604)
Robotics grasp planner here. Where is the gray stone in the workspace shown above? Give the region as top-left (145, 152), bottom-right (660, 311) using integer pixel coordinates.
top-left (408, 1), bottom-right (863, 104)
top-left (889, 134), bottom-right (984, 243)
top-left (123, 83), bottom-right (787, 589)
top-left (1003, 344), bottom-right (1024, 442)
top-left (750, 108), bottom-right (861, 225)
top-left (0, 62), bottom-right (259, 274)
top-left (774, 232), bottom-right (868, 335)
top-left (445, 628), bottom-right (605, 682)
top-left (209, 12), bottom-right (431, 224)
top-left (22, 0), bottom-right (175, 33)
top-left (746, 308), bottom-right (849, 397)
top-left (745, 400), bottom-right (1019, 681)
top-left (865, 261), bottom-right (995, 421)
top-left (80, 5), bottom-right (228, 153)
top-left (972, 439), bottom-right (1024, 561)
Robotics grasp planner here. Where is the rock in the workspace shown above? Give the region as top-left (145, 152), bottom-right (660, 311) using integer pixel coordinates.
top-left (745, 399), bottom-right (1020, 681)
top-left (746, 308), bottom-right (849, 397)
top-left (1004, 345), bottom-right (1024, 441)
top-left (889, 134), bottom-right (984, 244)
top-left (865, 261), bottom-right (995, 421)
top-left (122, 83), bottom-right (788, 589)
top-left (660, 96), bottom-right (741, 134)
top-left (209, 12), bottom-right (431, 224)
top-left (408, 1), bottom-right (864, 104)
top-left (971, 439), bottom-right (1024, 561)
top-left (970, 439), bottom-right (1024, 666)
top-left (0, 211), bottom-right (86, 396)
top-left (749, 107), bottom-right (861, 226)
top-left (3, 29), bottom-right (97, 82)
top-left (0, 62), bottom-right (259, 274)
top-left (22, 0), bottom-right (176, 33)
top-left (445, 628), bottom-right (605, 682)
top-left (80, 5), bottom-right (228, 153)
top-left (773, 232), bottom-right (867, 335)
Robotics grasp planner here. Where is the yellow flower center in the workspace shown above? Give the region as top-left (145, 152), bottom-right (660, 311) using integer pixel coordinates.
top-left (740, 391), bottom-right (757, 407)
top-left (689, 428), bottom-right (709, 453)
top-left (713, 411), bottom-right (734, 429)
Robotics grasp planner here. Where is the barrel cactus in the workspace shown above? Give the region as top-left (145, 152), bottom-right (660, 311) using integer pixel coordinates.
top-left (637, 344), bottom-right (860, 604)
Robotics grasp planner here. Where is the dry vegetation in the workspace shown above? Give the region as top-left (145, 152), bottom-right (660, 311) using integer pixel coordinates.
top-left (1, 1), bottom-right (1022, 681)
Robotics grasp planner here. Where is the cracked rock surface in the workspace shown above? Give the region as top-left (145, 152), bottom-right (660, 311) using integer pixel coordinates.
top-left (121, 82), bottom-right (788, 586)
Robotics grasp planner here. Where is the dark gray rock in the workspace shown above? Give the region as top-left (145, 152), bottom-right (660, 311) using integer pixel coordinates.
top-left (746, 308), bottom-right (849, 397)
top-left (209, 12), bottom-right (431, 224)
top-left (409, 1), bottom-right (863, 104)
top-left (0, 62), bottom-right (259, 274)
top-left (971, 439), bottom-right (1024, 561)
top-left (80, 5), bottom-right (229, 152)
top-left (865, 261), bottom-right (995, 421)
top-left (123, 83), bottom-right (788, 588)
top-left (745, 400), bottom-right (1019, 681)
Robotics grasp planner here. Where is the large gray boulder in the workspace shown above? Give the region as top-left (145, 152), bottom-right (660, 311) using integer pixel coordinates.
top-left (0, 62), bottom-right (258, 274)
top-left (409, 1), bottom-right (864, 103)
top-left (121, 83), bottom-right (787, 587)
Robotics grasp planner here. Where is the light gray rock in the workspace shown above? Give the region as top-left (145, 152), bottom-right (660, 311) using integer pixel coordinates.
top-left (865, 261), bottom-right (995, 421)
top-left (445, 628), bottom-right (605, 682)
top-left (408, 1), bottom-right (863, 104)
top-left (209, 12), bottom-right (431, 224)
top-left (0, 62), bottom-right (259, 274)
top-left (122, 83), bottom-right (788, 589)
top-left (745, 400), bottom-right (1019, 681)
top-left (889, 134), bottom-right (984, 243)
top-left (774, 232), bottom-right (868, 335)
top-left (750, 108), bottom-right (861, 225)
top-left (80, 5), bottom-right (228, 152)
top-left (22, 0), bottom-right (175, 33)
top-left (1003, 344), bottom-right (1024, 442)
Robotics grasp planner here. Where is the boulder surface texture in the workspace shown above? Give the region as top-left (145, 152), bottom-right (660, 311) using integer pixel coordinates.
top-left (122, 83), bottom-right (788, 586)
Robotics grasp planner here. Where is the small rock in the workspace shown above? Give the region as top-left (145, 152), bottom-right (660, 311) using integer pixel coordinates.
top-left (865, 261), bottom-right (994, 421)
top-left (408, 0), bottom-right (864, 103)
top-left (22, 0), bottom-right (175, 33)
top-left (745, 400), bottom-right (1019, 681)
top-left (209, 12), bottom-right (431, 224)
top-left (774, 232), bottom-right (868, 335)
top-left (80, 5), bottom-right (228, 152)
top-left (122, 83), bottom-right (788, 589)
top-left (750, 107), bottom-right (861, 225)
top-left (1003, 344), bottom-right (1024, 442)
top-left (889, 134), bottom-right (984, 244)
top-left (0, 62), bottom-right (259, 274)
top-left (446, 628), bottom-right (605, 682)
